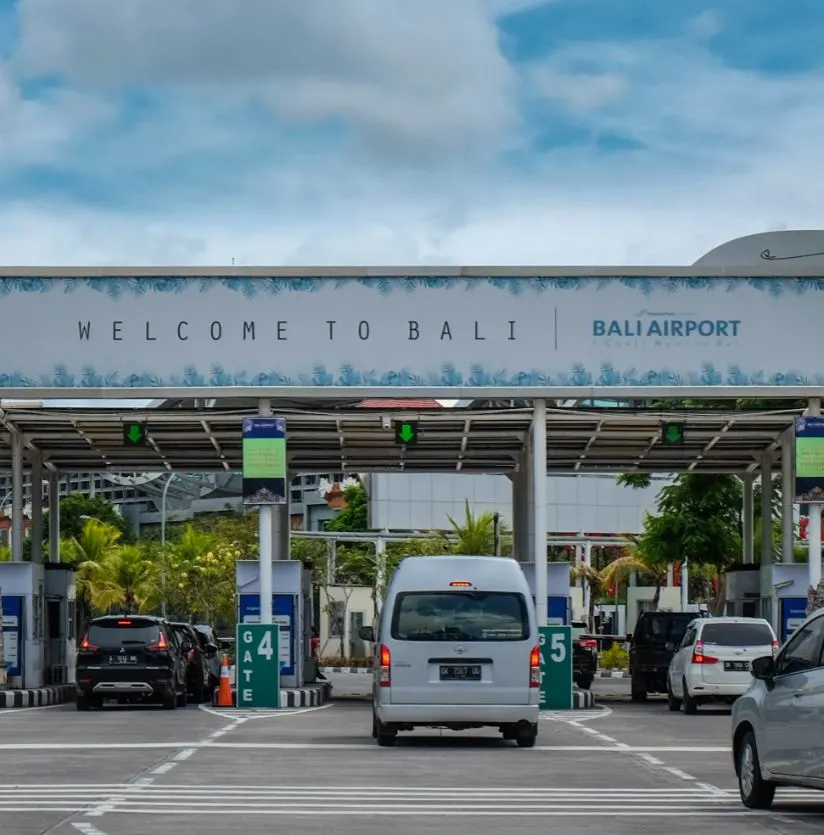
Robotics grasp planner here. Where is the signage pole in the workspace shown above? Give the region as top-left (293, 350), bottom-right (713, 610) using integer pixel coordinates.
top-left (258, 399), bottom-right (273, 626)
top-left (808, 399), bottom-right (822, 593)
top-left (533, 399), bottom-right (547, 627)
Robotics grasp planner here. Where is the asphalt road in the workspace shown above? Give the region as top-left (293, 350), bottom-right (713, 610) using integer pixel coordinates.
top-left (1, 679), bottom-right (823, 835)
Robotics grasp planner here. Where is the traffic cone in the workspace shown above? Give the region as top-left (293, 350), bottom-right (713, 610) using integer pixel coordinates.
top-left (217, 654), bottom-right (233, 707)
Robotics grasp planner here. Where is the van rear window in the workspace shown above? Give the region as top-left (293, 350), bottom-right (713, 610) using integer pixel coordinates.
top-left (390, 591), bottom-right (529, 642)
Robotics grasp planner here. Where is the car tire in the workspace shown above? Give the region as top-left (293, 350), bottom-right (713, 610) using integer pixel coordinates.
top-left (371, 713), bottom-right (378, 739)
top-left (163, 691), bottom-right (177, 710)
top-left (666, 679), bottom-right (682, 712)
top-left (176, 689), bottom-right (188, 708)
top-left (516, 723), bottom-right (538, 748)
top-left (577, 675), bottom-right (593, 691)
top-left (630, 676), bottom-right (647, 702)
top-left (76, 694), bottom-right (90, 712)
top-left (682, 678), bottom-right (698, 714)
top-left (738, 730), bottom-right (775, 810)
top-left (375, 718), bottom-right (396, 747)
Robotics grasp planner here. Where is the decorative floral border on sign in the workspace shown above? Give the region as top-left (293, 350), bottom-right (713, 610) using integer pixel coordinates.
top-left (2, 362), bottom-right (820, 389)
top-left (1, 275), bottom-right (824, 298)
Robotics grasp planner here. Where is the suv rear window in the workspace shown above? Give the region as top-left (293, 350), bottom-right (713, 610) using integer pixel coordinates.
top-left (635, 614), bottom-right (696, 646)
top-left (701, 622), bottom-right (774, 647)
top-left (88, 620), bottom-right (160, 646)
top-left (391, 591), bottom-right (529, 641)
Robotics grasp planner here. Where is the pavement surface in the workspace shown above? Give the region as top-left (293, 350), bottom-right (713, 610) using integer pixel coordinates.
top-left (1, 676), bottom-right (823, 834)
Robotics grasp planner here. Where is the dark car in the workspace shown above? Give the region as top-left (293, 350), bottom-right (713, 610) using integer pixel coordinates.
top-left (628, 611), bottom-right (702, 701)
top-left (76, 615), bottom-right (189, 711)
top-left (573, 636), bottom-right (598, 690)
top-left (191, 624), bottom-right (222, 692)
top-left (170, 622), bottom-right (214, 703)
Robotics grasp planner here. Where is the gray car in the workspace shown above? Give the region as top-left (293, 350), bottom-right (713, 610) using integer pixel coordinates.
top-left (731, 608), bottom-right (824, 809)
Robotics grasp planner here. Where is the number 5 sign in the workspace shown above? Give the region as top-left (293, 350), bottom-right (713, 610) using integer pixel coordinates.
top-left (235, 623), bottom-right (281, 709)
top-left (538, 625), bottom-right (573, 710)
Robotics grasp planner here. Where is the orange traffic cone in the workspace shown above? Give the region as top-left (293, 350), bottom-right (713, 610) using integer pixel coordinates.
top-left (217, 654), bottom-right (233, 707)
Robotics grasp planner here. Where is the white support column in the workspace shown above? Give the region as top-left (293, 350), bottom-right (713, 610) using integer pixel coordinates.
top-left (532, 399), bottom-right (547, 627)
top-left (742, 474), bottom-right (755, 564)
top-left (523, 446), bottom-right (535, 564)
top-left (782, 429), bottom-right (794, 564)
top-left (510, 461), bottom-right (529, 562)
top-left (11, 430), bottom-right (23, 562)
top-left (258, 399), bottom-right (273, 626)
top-left (48, 471), bottom-right (61, 564)
top-left (582, 540), bottom-right (592, 617)
top-left (761, 452), bottom-right (774, 568)
top-left (808, 399), bottom-right (822, 591)
top-left (30, 452), bottom-right (43, 565)
top-left (680, 562), bottom-right (689, 612)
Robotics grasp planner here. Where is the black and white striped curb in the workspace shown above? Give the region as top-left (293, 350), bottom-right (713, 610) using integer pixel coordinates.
top-left (321, 666), bottom-right (372, 674)
top-left (572, 688), bottom-right (595, 709)
top-left (2, 684), bottom-right (75, 709)
top-left (596, 670), bottom-right (629, 678)
top-left (213, 682), bottom-right (332, 709)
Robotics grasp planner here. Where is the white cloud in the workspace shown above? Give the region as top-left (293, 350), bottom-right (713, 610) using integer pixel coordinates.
top-left (689, 10), bottom-right (722, 40)
top-left (14, 0), bottom-right (519, 160)
top-left (529, 68), bottom-right (628, 113)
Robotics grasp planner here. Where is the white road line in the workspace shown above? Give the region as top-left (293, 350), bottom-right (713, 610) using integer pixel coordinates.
top-left (173, 749), bottom-right (196, 762)
top-left (150, 763), bottom-right (177, 776)
top-left (0, 703), bottom-right (68, 716)
top-left (638, 753), bottom-right (664, 766)
top-left (72, 823), bottom-right (109, 835)
top-left (663, 766), bottom-right (696, 781)
top-left (197, 703), bottom-right (334, 719)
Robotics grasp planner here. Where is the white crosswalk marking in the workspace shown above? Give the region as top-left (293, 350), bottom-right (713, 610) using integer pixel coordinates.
top-left (0, 784), bottom-right (821, 817)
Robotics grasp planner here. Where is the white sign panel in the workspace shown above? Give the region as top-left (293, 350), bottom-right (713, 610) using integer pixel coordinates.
top-left (0, 275), bottom-right (822, 392)
top-left (1, 615), bottom-right (18, 669)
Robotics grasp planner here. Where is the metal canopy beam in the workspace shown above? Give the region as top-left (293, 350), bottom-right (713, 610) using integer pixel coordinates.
top-left (0, 404), bottom-right (800, 476)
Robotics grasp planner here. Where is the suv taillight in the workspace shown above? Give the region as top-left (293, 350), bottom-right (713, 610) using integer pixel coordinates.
top-left (691, 640), bottom-right (718, 665)
top-left (79, 633), bottom-right (99, 652)
top-left (579, 639), bottom-right (597, 650)
top-left (146, 630), bottom-right (169, 652)
top-left (378, 644), bottom-right (391, 687)
top-left (530, 645), bottom-right (541, 688)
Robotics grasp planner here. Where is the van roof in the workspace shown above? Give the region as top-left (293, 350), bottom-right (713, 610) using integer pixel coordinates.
top-left (389, 555), bottom-right (529, 592)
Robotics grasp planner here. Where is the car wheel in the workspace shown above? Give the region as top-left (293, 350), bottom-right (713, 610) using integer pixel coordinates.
top-left (176, 689), bottom-right (188, 708)
top-left (577, 675), bottom-right (593, 691)
top-left (738, 730), bottom-right (775, 810)
top-left (76, 694), bottom-right (90, 712)
top-left (516, 723), bottom-right (538, 748)
top-left (682, 678), bottom-right (698, 714)
top-left (630, 676), bottom-right (647, 702)
top-left (375, 718), bottom-right (396, 747)
top-left (163, 691), bottom-right (177, 710)
top-left (666, 676), bottom-right (681, 712)
top-left (371, 713), bottom-right (378, 739)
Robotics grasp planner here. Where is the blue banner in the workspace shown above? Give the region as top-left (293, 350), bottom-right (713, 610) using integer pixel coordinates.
top-left (242, 417), bottom-right (287, 505)
top-left (1, 595), bottom-right (24, 677)
top-left (547, 596), bottom-right (569, 626)
top-left (781, 597), bottom-right (808, 643)
top-left (238, 593), bottom-right (296, 677)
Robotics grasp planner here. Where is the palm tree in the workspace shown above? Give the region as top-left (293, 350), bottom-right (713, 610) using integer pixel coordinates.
top-left (601, 549), bottom-right (669, 613)
top-left (569, 562), bottom-right (604, 630)
top-left (82, 544), bottom-right (159, 614)
top-left (443, 501), bottom-right (502, 555)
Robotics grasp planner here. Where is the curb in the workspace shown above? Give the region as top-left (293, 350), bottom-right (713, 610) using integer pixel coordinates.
top-left (321, 667), bottom-right (372, 675)
top-left (2, 684), bottom-right (75, 709)
top-left (572, 688), bottom-right (595, 709)
top-left (213, 681), bottom-right (333, 709)
top-left (596, 670), bottom-right (629, 678)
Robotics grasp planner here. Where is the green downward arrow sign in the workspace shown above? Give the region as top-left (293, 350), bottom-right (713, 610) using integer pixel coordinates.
top-left (124, 423), bottom-right (146, 445)
top-left (396, 421), bottom-right (418, 445)
top-left (399, 423), bottom-right (415, 442)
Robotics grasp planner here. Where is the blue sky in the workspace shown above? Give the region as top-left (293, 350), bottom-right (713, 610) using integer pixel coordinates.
top-left (1, 0), bottom-right (823, 266)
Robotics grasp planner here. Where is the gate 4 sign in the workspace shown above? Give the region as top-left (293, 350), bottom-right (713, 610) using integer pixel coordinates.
top-left (236, 624), bottom-right (281, 709)
top-left (538, 625), bottom-right (573, 711)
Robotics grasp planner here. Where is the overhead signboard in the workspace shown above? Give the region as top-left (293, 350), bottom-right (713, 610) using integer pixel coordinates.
top-left (794, 416), bottom-right (824, 503)
top-left (242, 417), bottom-right (286, 505)
top-left (1, 272), bottom-right (823, 395)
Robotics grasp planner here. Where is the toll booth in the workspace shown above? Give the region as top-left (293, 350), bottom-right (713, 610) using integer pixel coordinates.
top-left (43, 565), bottom-right (77, 685)
top-left (235, 560), bottom-right (313, 688)
top-left (0, 562), bottom-right (44, 689)
top-left (724, 565), bottom-right (763, 620)
top-left (522, 561), bottom-right (571, 625)
top-left (767, 563), bottom-right (815, 643)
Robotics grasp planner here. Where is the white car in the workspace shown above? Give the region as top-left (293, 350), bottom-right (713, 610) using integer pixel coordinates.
top-left (667, 617), bottom-right (777, 714)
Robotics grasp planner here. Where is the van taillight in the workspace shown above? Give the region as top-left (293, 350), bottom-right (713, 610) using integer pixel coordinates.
top-left (79, 634), bottom-right (99, 652)
top-left (379, 644), bottom-right (391, 687)
top-left (147, 631), bottom-right (169, 652)
top-left (691, 640), bottom-right (718, 665)
top-left (530, 645), bottom-right (541, 688)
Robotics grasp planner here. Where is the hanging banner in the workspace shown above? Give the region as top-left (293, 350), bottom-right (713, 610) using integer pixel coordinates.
top-left (794, 416), bottom-right (824, 503)
top-left (242, 417), bottom-right (287, 505)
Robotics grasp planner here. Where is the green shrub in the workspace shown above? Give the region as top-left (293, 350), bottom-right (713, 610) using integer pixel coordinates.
top-left (600, 644), bottom-right (628, 670)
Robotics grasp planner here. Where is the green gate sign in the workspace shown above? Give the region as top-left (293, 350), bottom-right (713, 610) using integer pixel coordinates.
top-left (539, 625), bottom-right (573, 710)
top-left (235, 623), bottom-right (281, 709)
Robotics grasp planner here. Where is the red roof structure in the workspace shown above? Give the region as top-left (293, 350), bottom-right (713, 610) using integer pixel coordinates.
top-left (356, 399), bottom-right (443, 409)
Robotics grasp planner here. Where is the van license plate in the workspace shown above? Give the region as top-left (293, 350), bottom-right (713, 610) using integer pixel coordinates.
top-left (724, 661), bottom-right (749, 672)
top-left (439, 665), bottom-right (481, 681)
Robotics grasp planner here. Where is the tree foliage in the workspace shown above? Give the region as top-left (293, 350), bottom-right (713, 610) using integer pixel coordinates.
top-left (48, 493), bottom-right (133, 543)
top-left (326, 484), bottom-right (369, 532)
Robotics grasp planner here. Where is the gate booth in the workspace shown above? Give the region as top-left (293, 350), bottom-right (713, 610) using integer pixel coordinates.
top-left (522, 561), bottom-right (571, 626)
top-left (235, 559), bottom-right (313, 688)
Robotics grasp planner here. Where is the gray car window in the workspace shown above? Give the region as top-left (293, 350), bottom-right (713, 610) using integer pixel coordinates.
top-left (776, 616), bottom-right (824, 677)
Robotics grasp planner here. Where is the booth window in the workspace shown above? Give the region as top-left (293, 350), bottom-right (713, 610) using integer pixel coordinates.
top-left (47, 600), bottom-right (61, 640)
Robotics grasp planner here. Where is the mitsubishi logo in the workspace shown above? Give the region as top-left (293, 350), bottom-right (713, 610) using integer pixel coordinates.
top-left (454, 646), bottom-right (467, 655)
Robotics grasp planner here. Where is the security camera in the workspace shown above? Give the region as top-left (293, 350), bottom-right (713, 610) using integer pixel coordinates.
top-left (381, 415), bottom-right (392, 431)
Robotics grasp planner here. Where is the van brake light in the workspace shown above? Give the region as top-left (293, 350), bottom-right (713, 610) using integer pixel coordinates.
top-left (691, 640), bottom-right (718, 665)
top-left (379, 644), bottom-right (391, 687)
top-left (449, 581), bottom-right (472, 587)
top-left (530, 645), bottom-right (541, 688)
top-left (579, 638), bottom-right (597, 650)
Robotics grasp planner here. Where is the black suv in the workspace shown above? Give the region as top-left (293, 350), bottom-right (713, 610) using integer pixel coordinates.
top-left (170, 621), bottom-right (216, 703)
top-left (628, 611), bottom-right (701, 701)
top-left (76, 615), bottom-right (189, 710)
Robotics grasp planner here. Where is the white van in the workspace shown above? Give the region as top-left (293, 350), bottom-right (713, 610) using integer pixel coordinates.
top-left (359, 555), bottom-right (541, 747)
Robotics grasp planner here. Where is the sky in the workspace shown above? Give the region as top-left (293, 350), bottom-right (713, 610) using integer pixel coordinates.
top-left (1, 0), bottom-right (823, 267)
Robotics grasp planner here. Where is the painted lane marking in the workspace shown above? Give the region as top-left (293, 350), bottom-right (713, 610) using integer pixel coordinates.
top-left (72, 823), bottom-right (109, 835)
top-left (173, 748), bottom-right (196, 762)
top-left (150, 763), bottom-right (177, 776)
top-left (0, 703), bottom-right (69, 716)
top-left (198, 703), bottom-right (333, 719)
top-left (638, 754), bottom-right (664, 766)
top-left (663, 766), bottom-right (696, 781)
